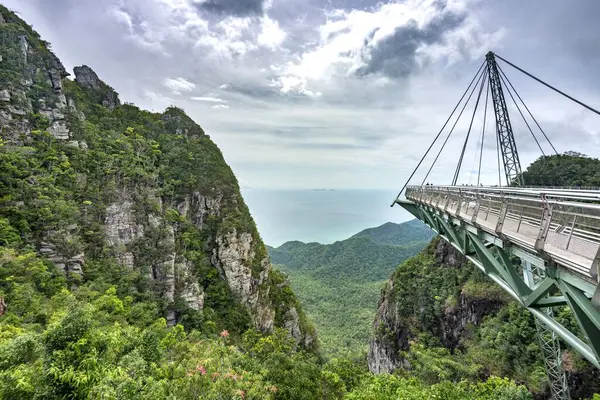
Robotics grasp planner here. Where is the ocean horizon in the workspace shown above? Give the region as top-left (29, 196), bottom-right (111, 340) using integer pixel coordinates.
top-left (241, 188), bottom-right (415, 247)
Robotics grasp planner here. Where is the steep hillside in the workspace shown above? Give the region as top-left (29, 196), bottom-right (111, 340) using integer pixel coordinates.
top-left (268, 220), bottom-right (434, 357)
top-left (0, 5), bottom-right (326, 397)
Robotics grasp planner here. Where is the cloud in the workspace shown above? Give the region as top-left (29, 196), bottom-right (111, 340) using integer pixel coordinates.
top-left (267, 0), bottom-right (502, 98)
top-left (354, 13), bottom-right (466, 78)
top-left (6, 0), bottom-right (599, 193)
top-left (257, 16), bottom-right (287, 50)
top-left (191, 96), bottom-right (227, 103)
top-left (163, 77), bottom-right (196, 94)
top-left (193, 0), bottom-right (265, 17)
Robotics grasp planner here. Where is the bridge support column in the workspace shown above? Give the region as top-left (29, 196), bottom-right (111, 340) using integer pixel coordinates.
top-left (523, 261), bottom-right (570, 400)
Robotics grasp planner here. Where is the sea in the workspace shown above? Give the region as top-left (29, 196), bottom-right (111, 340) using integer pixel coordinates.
top-left (241, 189), bottom-right (415, 247)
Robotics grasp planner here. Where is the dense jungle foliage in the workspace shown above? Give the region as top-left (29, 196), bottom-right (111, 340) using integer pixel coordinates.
top-left (268, 220), bottom-right (434, 357)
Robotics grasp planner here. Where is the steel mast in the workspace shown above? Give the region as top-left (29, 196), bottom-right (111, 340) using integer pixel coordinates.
top-left (486, 51), bottom-right (524, 186)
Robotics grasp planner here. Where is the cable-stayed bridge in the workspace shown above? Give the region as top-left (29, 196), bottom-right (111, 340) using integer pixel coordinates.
top-left (392, 52), bottom-right (600, 400)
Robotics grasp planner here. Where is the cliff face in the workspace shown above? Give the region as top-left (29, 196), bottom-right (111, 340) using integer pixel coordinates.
top-left (368, 238), bottom-right (506, 373)
top-left (0, 5), bottom-right (315, 349)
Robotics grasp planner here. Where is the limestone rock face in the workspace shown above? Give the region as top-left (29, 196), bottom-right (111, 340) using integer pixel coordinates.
top-left (0, 90), bottom-right (10, 102)
top-left (38, 240), bottom-right (84, 275)
top-left (367, 239), bottom-right (503, 374)
top-left (18, 35), bottom-right (29, 61)
top-left (0, 24), bottom-right (74, 141)
top-left (0, 297), bottom-right (6, 317)
top-left (367, 278), bottom-right (410, 374)
top-left (104, 201), bottom-right (144, 268)
top-left (74, 65), bottom-right (120, 109)
top-left (48, 121), bottom-right (70, 140)
top-left (73, 65), bottom-right (102, 89)
top-left (212, 230), bottom-right (275, 332)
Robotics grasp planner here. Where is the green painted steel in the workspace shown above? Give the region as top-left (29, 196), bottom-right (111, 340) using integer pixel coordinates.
top-left (397, 197), bottom-right (600, 370)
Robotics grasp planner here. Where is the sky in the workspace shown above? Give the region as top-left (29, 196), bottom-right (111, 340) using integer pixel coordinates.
top-left (4, 0), bottom-right (600, 190)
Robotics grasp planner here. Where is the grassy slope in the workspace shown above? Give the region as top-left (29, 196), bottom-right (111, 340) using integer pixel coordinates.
top-left (268, 219), bottom-right (434, 357)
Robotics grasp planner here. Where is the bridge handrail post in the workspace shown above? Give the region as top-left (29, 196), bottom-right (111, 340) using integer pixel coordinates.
top-left (496, 196), bottom-right (508, 237)
top-left (472, 192), bottom-right (481, 224)
top-left (535, 195), bottom-right (553, 254)
top-left (566, 214), bottom-right (577, 250)
top-left (456, 188), bottom-right (463, 217)
top-left (517, 206), bottom-right (525, 232)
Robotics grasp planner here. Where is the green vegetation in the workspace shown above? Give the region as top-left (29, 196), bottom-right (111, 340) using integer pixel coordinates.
top-left (377, 238), bottom-right (546, 384)
top-left (268, 220), bottom-right (434, 357)
top-left (520, 151), bottom-right (600, 187)
top-left (0, 246), bottom-right (532, 399)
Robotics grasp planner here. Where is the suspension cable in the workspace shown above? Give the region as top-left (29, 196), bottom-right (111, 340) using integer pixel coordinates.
top-left (453, 69), bottom-right (488, 185)
top-left (498, 72), bottom-right (546, 156)
top-left (477, 78), bottom-right (490, 186)
top-left (391, 61), bottom-right (486, 205)
top-left (497, 64), bottom-right (558, 155)
top-left (420, 67), bottom-right (487, 185)
top-left (495, 53), bottom-right (600, 117)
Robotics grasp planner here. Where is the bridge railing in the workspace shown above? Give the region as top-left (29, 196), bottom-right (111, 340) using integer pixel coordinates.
top-left (405, 185), bottom-right (600, 283)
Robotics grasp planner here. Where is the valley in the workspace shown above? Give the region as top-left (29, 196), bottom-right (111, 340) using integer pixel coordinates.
top-left (268, 220), bottom-right (434, 357)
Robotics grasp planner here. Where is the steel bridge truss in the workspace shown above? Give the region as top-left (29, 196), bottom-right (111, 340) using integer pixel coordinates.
top-left (397, 186), bottom-right (600, 372)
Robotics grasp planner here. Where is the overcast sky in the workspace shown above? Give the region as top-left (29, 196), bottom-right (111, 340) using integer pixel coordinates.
top-left (5, 0), bottom-right (600, 189)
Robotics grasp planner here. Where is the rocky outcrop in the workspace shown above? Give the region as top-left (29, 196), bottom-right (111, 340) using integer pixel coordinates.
top-left (73, 65), bottom-right (102, 90)
top-left (368, 277), bottom-right (410, 374)
top-left (177, 191), bottom-right (221, 228)
top-left (440, 291), bottom-right (505, 349)
top-left (0, 24), bottom-right (74, 141)
top-left (39, 240), bottom-right (84, 275)
top-left (368, 239), bottom-right (504, 374)
top-left (18, 35), bottom-right (28, 61)
top-left (283, 307), bottom-right (315, 349)
top-left (212, 230), bottom-right (275, 332)
top-left (0, 296), bottom-right (6, 317)
top-left (74, 65), bottom-right (120, 109)
top-left (104, 200), bottom-right (144, 268)
top-left (0, 90), bottom-right (10, 102)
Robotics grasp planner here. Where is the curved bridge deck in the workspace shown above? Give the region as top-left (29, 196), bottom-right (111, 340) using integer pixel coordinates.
top-left (405, 185), bottom-right (600, 284)
top-left (396, 185), bottom-right (600, 369)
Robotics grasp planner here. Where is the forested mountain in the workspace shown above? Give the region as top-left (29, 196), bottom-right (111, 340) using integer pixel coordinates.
top-left (351, 219), bottom-right (434, 246)
top-left (369, 153), bottom-right (600, 399)
top-left (268, 220), bottom-right (434, 356)
top-left (0, 5), bottom-right (321, 398)
top-left (520, 152), bottom-right (600, 187)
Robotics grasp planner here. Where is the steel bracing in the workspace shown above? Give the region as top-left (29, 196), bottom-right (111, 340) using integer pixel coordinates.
top-left (486, 52), bottom-right (523, 186)
top-left (523, 261), bottom-right (570, 400)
